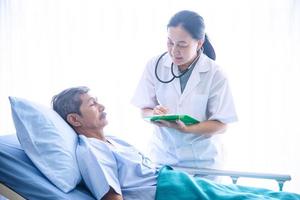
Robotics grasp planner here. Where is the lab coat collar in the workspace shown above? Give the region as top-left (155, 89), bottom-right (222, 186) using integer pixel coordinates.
top-left (163, 53), bottom-right (210, 97)
top-left (161, 54), bottom-right (181, 95)
top-left (180, 55), bottom-right (204, 99)
top-left (162, 54), bottom-right (172, 68)
top-left (161, 53), bottom-right (210, 97)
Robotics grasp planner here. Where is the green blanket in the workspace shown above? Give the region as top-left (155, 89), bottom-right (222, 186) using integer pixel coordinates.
top-left (155, 166), bottom-right (300, 200)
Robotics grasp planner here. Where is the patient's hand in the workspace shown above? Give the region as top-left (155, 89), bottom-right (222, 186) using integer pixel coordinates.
top-left (102, 187), bottom-right (123, 200)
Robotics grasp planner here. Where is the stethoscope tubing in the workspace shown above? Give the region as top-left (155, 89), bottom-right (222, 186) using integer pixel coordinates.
top-left (154, 51), bottom-right (200, 84)
top-left (155, 52), bottom-right (175, 83)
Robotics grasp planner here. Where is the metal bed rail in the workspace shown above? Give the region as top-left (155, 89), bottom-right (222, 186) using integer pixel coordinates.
top-left (173, 167), bottom-right (291, 191)
top-left (0, 182), bottom-right (25, 200)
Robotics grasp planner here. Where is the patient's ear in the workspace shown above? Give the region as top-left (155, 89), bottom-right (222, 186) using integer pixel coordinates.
top-left (67, 113), bottom-right (81, 127)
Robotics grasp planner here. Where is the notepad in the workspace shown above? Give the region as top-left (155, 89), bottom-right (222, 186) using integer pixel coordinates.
top-left (144, 114), bottom-right (199, 125)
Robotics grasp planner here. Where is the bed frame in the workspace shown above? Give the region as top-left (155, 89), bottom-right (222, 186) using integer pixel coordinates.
top-left (0, 168), bottom-right (291, 199)
top-left (0, 183), bottom-right (25, 200)
top-left (173, 167), bottom-right (291, 191)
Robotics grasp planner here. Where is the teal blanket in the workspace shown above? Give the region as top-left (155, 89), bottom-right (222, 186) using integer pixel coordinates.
top-left (155, 166), bottom-right (300, 200)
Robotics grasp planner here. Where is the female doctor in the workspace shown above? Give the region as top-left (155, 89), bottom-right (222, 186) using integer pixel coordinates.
top-left (131, 10), bottom-right (238, 171)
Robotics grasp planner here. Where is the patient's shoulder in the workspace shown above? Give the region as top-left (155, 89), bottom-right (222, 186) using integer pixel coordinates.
top-left (76, 135), bottom-right (115, 163)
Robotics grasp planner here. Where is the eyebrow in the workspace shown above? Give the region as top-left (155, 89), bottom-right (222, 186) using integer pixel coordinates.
top-left (167, 38), bottom-right (188, 44)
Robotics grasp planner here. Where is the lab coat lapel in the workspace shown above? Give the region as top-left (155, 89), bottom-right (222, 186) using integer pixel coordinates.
top-left (180, 69), bottom-right (201, 101)
top-left (180, 54), bottom-right (208, 100)
top-left (172, 72), bottom-right (182, 96)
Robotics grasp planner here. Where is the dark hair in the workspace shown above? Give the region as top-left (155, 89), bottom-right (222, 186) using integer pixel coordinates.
top-left (52, 86), bottom-right (90, 122)
top-left (167, 10), bottom-right (216, 60)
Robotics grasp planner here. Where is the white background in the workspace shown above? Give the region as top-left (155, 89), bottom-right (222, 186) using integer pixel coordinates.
top-left (0, 0), bottom-right (299, 192)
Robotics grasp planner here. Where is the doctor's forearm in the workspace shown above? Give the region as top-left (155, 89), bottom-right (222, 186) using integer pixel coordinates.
top-left (185, 120), bottom-right (227, 135)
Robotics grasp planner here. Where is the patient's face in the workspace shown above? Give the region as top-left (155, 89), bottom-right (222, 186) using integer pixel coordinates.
top-left (77, 93), bottom-right (107, 131)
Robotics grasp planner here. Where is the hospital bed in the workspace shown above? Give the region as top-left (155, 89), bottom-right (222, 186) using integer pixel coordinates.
top-left (0, 134), bottom-right (293, 199)
top-left (0, 134), bottom-right (95, 200)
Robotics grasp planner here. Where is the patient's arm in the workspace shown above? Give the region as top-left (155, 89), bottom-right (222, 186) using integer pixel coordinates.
top-left (102, 187), bottom-right (123, 200)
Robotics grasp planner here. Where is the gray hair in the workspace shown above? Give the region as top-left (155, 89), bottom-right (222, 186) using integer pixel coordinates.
top-left (52, 86), bottom-right (90, 122)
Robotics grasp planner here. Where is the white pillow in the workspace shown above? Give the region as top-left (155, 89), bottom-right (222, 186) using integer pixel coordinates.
top-left (9, 96), bottom-right (81, 193)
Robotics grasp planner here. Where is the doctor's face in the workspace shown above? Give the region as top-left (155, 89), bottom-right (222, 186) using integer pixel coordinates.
top-left (167, 26), bottom-right (202, 68)
top-left (77, 93), bottom-right (108, 131)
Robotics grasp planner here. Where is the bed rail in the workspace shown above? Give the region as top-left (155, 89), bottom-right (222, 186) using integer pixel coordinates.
top-left (0, 183), bottom-right (25, 200)
top-left (172, 167), bottom-right (291, 191)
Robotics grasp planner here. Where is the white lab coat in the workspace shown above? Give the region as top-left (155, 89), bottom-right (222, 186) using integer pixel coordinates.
top-left (132, 53), bottom-right (238, 169)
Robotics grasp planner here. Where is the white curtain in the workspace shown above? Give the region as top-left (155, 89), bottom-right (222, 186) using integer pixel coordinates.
top-left (0, 0), bottom-right (299, 192)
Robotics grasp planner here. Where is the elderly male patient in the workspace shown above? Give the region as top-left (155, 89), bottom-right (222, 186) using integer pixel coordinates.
top-left (52, 86), bottom-right (157, 200)
top-left (51, 86), bottom-right (300, 200)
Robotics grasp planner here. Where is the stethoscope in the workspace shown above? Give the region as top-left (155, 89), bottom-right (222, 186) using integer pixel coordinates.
top-left (155, 51), bottom-right (201, 83)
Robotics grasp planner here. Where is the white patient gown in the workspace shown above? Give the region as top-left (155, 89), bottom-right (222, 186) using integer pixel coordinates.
top-left (76, 134), bottom-right (158, 200)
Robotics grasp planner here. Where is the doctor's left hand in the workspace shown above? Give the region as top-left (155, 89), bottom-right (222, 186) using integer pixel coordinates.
top-left (155, 120), bottom-right (188, 132)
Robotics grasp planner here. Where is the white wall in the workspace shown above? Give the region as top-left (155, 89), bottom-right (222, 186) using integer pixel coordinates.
top-left (0, 0), bottom-right (299, 192)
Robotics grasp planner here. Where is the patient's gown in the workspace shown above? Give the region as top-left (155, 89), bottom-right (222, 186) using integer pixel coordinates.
top-left (76, 134), bottom-right (158, 200)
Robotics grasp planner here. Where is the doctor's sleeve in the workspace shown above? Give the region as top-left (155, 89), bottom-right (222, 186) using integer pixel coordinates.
top-left (207, 70), bottom-right (238, 124)
top-left (76, 141), bottom-right (121, 200)
top-left (131, 58), bottom-right (159, 109)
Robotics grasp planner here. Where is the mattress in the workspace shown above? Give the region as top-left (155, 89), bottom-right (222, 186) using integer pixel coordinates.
top-left (0, 134), bottom-right (95, 200)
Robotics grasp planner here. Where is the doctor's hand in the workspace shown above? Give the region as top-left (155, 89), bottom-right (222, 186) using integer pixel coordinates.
top-left (154, 120), bottom-right (188, 132)
top-left (153, 105), bottom-right (169, 115)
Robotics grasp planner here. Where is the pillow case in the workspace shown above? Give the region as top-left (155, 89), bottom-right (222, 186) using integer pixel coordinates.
top-left (9, 96), bottom-right (81, 193)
